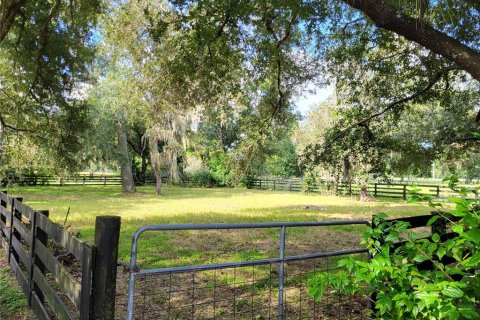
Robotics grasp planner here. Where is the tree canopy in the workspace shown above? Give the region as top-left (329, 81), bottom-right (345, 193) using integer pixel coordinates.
top-left (1, 0), bottom-right (479, 190)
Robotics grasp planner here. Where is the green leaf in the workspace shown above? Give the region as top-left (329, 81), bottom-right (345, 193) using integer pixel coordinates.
top-left (463, 229), bottom-right (480, 243)
top-left (452, 224), bottom-right (464, 234)
top-left (459, 307), bottom-right (479, 319)
top-left (442, 286), bottom-right (464, 298)
top-left (427, 215), bottom-right (441, 226)
top-left (431, 233), bottom-right (440, 243)
top-left (415, 292), bottom-right (439, 306)
top-left (413, 254), bottom-right (428, 263)
top-left (436, 247), bottom-right (446, 260)
top-left (464, 253), bottom-right (480, 268)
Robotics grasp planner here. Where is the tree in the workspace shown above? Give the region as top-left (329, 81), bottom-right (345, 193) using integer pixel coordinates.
top-left (0, 1), bottom-right (102, 171)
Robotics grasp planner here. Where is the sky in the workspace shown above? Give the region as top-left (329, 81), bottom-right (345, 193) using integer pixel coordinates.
top-left (293, 83), bottom-right (334, 117)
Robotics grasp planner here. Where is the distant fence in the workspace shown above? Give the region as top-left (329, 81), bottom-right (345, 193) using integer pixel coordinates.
top-left (0, 191), bottom-right (121, 320)
top-left (250, 177), bottom-right (463, 199)
top-left (1, 174), bottom-right (202, 188)
top-left (1, 174), bottom-right (160, 187)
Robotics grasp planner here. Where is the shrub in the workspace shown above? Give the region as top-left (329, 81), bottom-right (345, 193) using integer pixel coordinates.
top-left (302, 171), bottom-right (318, 193)
top-left (190, 169), bottom-right (217, 187)
top-left (308, 175), bottom-right (480, 319)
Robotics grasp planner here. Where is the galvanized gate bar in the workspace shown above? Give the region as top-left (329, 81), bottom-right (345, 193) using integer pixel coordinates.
top-left (127, 220), bottom-right (370, 320)
top-left (135, 248), bottom-right (368, 276)
top-left (277, 226), bottom-right (286, 320)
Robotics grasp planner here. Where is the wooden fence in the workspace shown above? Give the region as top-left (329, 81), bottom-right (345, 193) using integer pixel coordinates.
top-left (250, 177), bottom-right (462, 199)
top-left (3, 174), bottom-right (124, 186)
top-left (0, 191), bottom-right (120, 320)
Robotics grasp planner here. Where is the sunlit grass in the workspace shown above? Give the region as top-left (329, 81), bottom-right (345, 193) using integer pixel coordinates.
top-left (6, 185), bottom-right (433, 267)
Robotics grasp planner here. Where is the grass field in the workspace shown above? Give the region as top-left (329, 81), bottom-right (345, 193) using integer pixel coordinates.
top-left (2, 185), bottom-right (434, 318)
top-left (4, 185), bottom-right (434, 266)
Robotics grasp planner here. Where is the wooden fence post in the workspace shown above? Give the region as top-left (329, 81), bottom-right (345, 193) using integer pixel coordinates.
top-left (8, 197), bottom-right (22, 263)
top-left (273, 179), bottom-right (276, 190)
top-left (0, 191), bottom-right (6, 229)
top-left (436, 186), bottom-right (440, 197)
top-left (374, 183), bottom-right (377, 197)
top-left (91, 216), bottom-right (121, 320)
top-left (403, 185), bottom-right (407, 200)
top-left (35, 210), bottom-right (49, 303)
top-left (28, 211), bottom-right (38, 306)
top-left (349, 181), bottom-right (352, 196)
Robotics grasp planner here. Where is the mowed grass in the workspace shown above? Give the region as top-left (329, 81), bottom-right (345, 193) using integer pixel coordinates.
top-left (6, 185), bottom-right (433, 268)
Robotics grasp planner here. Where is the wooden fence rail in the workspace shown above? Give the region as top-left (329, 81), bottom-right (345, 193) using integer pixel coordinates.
top-left (0, 191), bottom-right (120, 320)
top-left (250, 178), bottom-right (462, 199)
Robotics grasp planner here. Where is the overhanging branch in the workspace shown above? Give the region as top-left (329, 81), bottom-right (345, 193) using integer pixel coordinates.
top-left (343, 0), bottom-right (480, 82)
top-left (327, 67), bottom-right (455, 145)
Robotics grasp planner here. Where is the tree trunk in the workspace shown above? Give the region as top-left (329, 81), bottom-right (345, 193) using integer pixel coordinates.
top-left (342, 157), bottom-right (352, 182)
top-left (149, 136), bottom-right (162, 195)
top-left (359, 184), bottom-right (368, 202)
top-left (116, 120), bottom-right (136, 193)
top-left (140, 153), bottom-right (148, 184)
top-left (166, 149), bottom-right (180, 183)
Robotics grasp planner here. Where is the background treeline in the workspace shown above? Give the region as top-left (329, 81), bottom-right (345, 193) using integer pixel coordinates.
top-left (1, 0), bottom-right (479, 195)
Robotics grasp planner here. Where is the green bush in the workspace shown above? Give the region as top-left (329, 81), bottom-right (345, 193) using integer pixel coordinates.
top-left (308, 175), bottom-right (480, 319)
top-left (190, 169), bottom-right (217, 187)
top-left (302, 171), bottom-right (317, 193)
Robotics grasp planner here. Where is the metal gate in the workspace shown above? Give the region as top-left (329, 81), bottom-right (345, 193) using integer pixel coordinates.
top-left (126, 221), bottom-right (370, 320)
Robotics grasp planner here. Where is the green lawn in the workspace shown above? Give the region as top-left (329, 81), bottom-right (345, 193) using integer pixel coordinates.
top-left (5, 185), bottom-right (433, 268)
top-left (2, 185), bottom-right (437, 319)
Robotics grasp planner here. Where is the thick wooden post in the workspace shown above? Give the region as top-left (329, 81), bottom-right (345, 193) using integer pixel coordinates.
top-left (374, 184), bottom-right (377, 197)
top-left (436, 186), bottom-right (440, 197)
top-left (403, 185), bottom-right (407, 200)
top-left (0, 191), bottom-right (6, 228)
top-left (8, 197), bottom-right (22, 263)
top-left (35, 210), bottom-right (49, 303)
top-left (28, 211), bottom-right (38, 306)
top-left (91, 216), bottom-right (121, 320)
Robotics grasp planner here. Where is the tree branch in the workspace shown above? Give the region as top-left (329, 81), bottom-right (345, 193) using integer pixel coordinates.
top-left (0, 0), bottom-right (26, 42)
top-left (0, 112), bottom-right (32, 133)
top-left (329, 67), bottom-right (455, 144)
top-left (342, 0), bottom-right (480, 82)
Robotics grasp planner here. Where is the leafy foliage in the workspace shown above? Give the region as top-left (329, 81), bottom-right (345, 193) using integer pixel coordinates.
top-left (308, 176), bottom-right (480, 319)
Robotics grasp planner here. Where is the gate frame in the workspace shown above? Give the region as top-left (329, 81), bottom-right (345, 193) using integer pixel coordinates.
top-left (126, 220), bottom-right (370, 320)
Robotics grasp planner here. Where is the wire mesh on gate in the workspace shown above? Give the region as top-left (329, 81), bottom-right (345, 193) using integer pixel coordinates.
top-left (126, 222), bottom-right (370, 320)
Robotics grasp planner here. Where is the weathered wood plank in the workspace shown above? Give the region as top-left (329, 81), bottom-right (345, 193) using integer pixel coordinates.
top-left (0, 214), bottom-right (7, 233)
top-left (0, 233), bottom-right (9, 254)
top-left (12, 215), bottom-right (32, 244)
top-left (33, 266), bottom-right (74, 320)
top-left (11, 236), bottom-right (31, 270)
top-left (13, 198), bottom-right (34, 220)
top-left (0, 205), bottom-right (9, 221)
top-left (36, 213), bottom-right (85, 261)
top-left (31, 292), bottom-right (52, 320)
top-left (0, 191), bottom-right (9, 204)
top-left (35, 239), bottom-right (82, 308)
top-left (79, 244), bottom-right (94, 320)
top-left (10, 254), bottom-right (29, 296)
